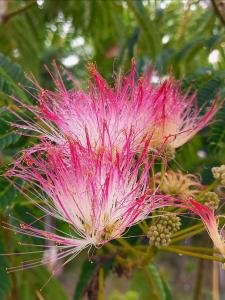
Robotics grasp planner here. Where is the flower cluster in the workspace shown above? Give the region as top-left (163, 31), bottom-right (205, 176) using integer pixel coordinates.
top-left (12, 60), bottom-right (219, 154)
top-left (148, 214), bottom-right (181, 247)
top-left (202, 192), bottom-right (220, 210)
top-left (212, 165), bottom-right (225, 186)
top-left (6, 61), bottom-right (225, 271)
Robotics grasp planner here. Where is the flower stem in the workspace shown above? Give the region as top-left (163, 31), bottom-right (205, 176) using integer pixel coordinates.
top-left (150, 164), bottom-right (156, 191)
top-left (141, 266), bottom-right (161, 300)
top-left (98, 267), bottom-right (104, 300)
top-left (1, 0), bottom-right (36, 23)
top-left (196, 180), bottom-right (220, 200)
top-left (160, 246), bottom-right (225, 263)
top-left (104, 243), bottom-right (127, 266)
top-left (170, 245), bottom-right (217, 254)
top-left (117, 239), bottom-right (143, 256)
top-left (172, 223), bottom-right (203, 238)
top-left (171, 227), bottom-right (205, 243)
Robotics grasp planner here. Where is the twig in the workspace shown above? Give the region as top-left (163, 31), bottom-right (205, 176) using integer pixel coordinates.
top-left (160, 246), bottom-right (225, 263)
top-left (98, 267), bottom-right (104, 300)
top-left (1, 0), bottom-right (36, 23)
top-left (211, 0), bottom-right (225, 26)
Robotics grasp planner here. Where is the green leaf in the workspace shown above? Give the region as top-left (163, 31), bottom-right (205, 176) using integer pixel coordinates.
top-left (73, 254), bottom-right (114, 300)
top-left (18, 267), bottom-right (68, 300)
top-left (130, 264), bottom-right (173, 300)
top-left (0, 231), bottom-right (11, 300)
top-left (73, 259), bottom-right (98, 300)
top-left (148, 264), bottom-right (167, 300)
top-left (0, 131), bottom-right (20, 150)
top-left (0, 107), bottom-right (22, 151)
top-left (0, 53), bottom-right (29, 101)
top-left (162, 278), bottom-right (173, 300)
top-left (0, 177), bottom-right (20, 213)
top-left (126, 0), bottom-right (161, 62)
top-left (108, 290), bottom-right (139, 300)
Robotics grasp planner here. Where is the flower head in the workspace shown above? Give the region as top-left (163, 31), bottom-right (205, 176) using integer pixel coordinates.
top-left (6, 139), bottom-right (153, 264)
top-left (11, 61), bottom-right (220, 155)
top-left (156, 171), bottom-right (201, 199)
top-left (5, 61), bottom-right (224, 271)
top-left (148, 76), bottom-right (220, 149)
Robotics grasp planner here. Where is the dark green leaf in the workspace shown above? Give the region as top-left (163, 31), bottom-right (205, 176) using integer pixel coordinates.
top-left (0, 231), bottom-right (11, 300)
top-left (73, 259), bottom-right (98, 300)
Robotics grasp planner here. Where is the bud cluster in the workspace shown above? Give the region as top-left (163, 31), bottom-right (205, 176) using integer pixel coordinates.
top-left (202, 192), bottom-right (220, 210)
top-left (147, 214), bottom-right (181, 247)
top-left (212, 165), bottom-right (225, 186)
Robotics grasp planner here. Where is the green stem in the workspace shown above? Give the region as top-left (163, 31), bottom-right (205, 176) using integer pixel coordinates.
top-left (104, 243), bottom-right (127, 266)
top-left (211, 0), bottom-right (225, 26)
top-left (98, 267), bottom-right (104, 300)
top-left (142, 266), bottom-right (161, 300)
top-left (150, 164), bottom-right (156, 191)
top-left (160, 246), bottom-right (225, 263)
top-left (193, 259), bottom-right (205, 300)
top-left (196, 180), bottom-right (220, 200)
top-left (172, 223), bottom-right (203, 238)
top-left (141, 245), bottom-right (154, 265)
top-left (171, 227), bottom-right (205, 243)
top-left (171, 245), bottom-right (217, 254)
top-left (2, 0), bottom-right (36, 23)
top-left (117, 239), bottom-right (143, 256)
top-left (137, 244), bottom-right (217, 254)
top-left (160, 159), bottom-right (166, 181)
top-left (138, 222), bottom-right (147, 233)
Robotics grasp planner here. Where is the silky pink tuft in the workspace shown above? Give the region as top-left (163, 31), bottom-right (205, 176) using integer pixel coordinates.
top-left (11, 61), bottom-right (220, 153)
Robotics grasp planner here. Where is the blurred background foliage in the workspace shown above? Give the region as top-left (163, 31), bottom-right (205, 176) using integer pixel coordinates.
top-left (0, 0), bottom-right (224, 299)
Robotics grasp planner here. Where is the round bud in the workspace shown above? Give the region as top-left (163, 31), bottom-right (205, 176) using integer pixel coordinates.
top-left (147, 213), bottom-right (181, 247)
top-left (202, 191), bottom-right (220, 210)
top-left (212, 165), bottom-right (225, 186)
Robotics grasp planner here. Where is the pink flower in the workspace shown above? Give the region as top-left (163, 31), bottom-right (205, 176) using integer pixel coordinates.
top-left (5, 139), bottom-right (152, 270)
top-left (148, 76), bottom-right (220, 149)
top-left (11, 61), bottom-right (220, 154)
top-left (5, 138), bottom-right (225, 270)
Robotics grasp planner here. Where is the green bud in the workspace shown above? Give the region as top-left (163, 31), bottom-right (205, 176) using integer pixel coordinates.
top-left (202, 191), bottom-right (220, 210)
top-left (147, 213), bottom-right (181, 247)
top-left (212, 165), bottom-right (225, 186)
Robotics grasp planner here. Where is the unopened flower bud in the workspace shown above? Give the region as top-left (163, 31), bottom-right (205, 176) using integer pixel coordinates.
top-left (212, 165), bottom-right (225, 186)
top-left (162, 145), bottom-right (176, 161)
top-left (147, 214), bottom-right (181, 247)
top-left (157, 214), bottom-right (181, 234)
top-left (148, 224), bottom-right (171, 247)
top-left (202, 192), bottom-right (220, 210)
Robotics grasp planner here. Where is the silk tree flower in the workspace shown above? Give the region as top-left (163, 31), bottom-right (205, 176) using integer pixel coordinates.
top-left (11, 60), bottom-right (220, 155)
top-left (156, 171), bottom-right (201, 199)
top-left (148, 76), bottom-right (220, 150)
top-left (5, 138), bottom-right (225, 270)
top-left (4, 139), bottom-right (152, 270)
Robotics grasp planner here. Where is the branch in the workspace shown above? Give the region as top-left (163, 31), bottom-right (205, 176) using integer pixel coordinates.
top-left (1, 0), bottom-right (36, 24)
top-left (211, 0), bottom-right (225, 26)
